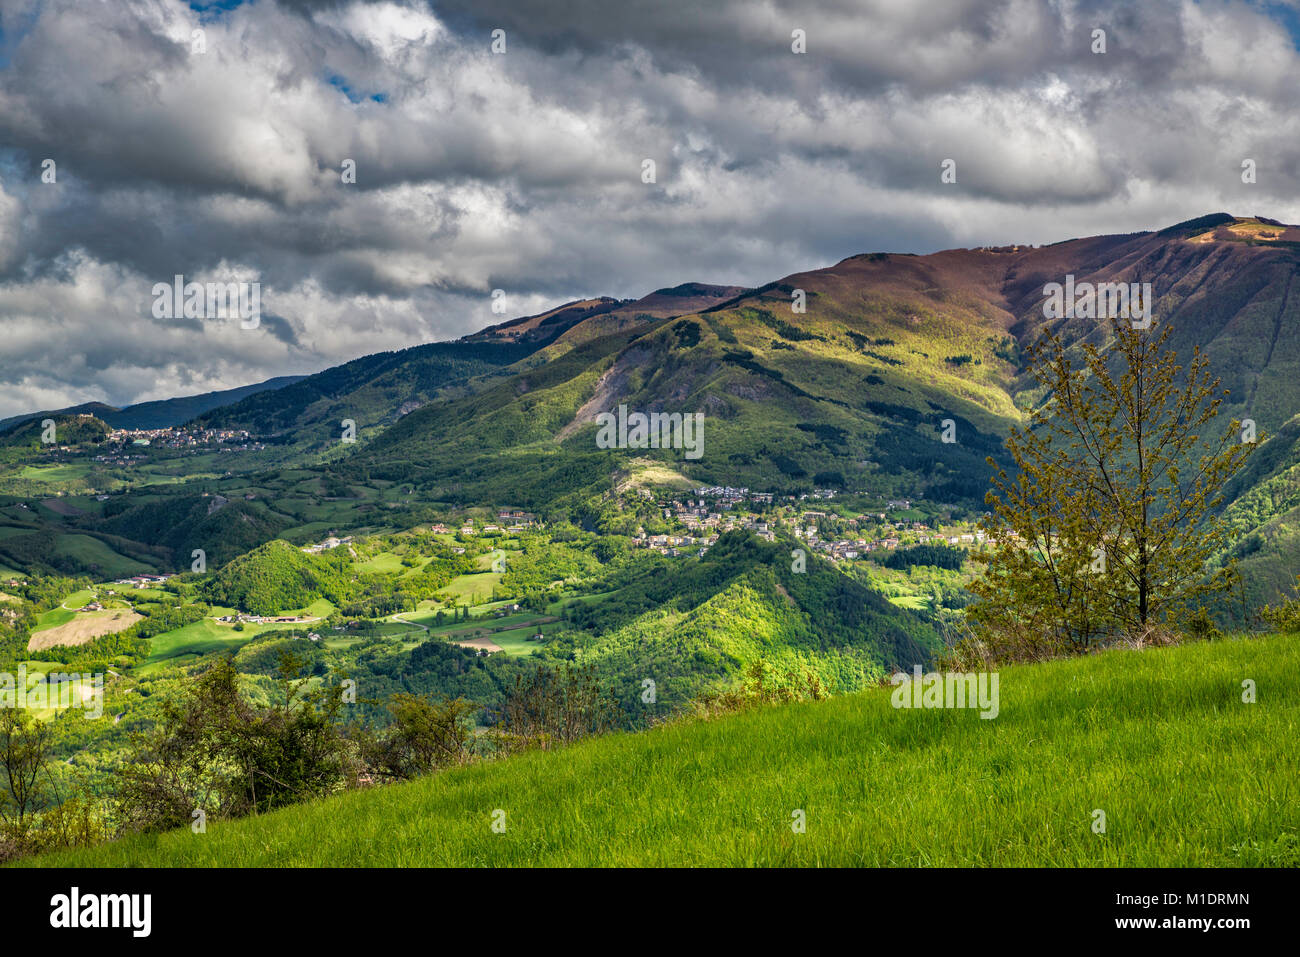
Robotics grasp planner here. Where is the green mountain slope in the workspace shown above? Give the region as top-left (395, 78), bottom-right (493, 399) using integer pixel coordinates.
top-left (565, 531), bottom-right (939, 709)
top-left (0, 414), bottom-right (111, 448)
top-left (7, 215), bottom-right (1300, 608)
top-left (193, 285), bottom-right (745, 453)
top-left (31, 632), bottom-right (1299, 867)
top-left (347, 216), bottom-right (1297, 505)
top-left (192, 340), bottom-right (534, 448)
top-left (98, 493), bottom-right (296, 570)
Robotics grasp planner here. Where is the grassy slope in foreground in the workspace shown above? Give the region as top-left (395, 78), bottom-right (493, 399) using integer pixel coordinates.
top-left (30, 633), bottom-right (1299, 867)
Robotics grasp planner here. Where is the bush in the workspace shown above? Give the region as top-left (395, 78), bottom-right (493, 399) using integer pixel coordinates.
top-left (695, 658), bottom-right (827, 716)
top-left (1184, 607), bottom-right (1224, 642)
top-left (1262, 577), bottom-right (1300, 633)
top-left (490, 665), bottom-right (618, 751)
top-left (115, 653), bottom-right (354, 832)
top-left (0, 710), bottom-right (108, 863)
top-left (358, 694), bottom-right (476, 781)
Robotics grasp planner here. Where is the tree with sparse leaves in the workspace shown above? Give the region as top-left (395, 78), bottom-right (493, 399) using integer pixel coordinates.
top-left (965, 316), bottom-right (1252, 661)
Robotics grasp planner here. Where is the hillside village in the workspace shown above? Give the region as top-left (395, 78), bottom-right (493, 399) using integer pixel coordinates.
top-left (414, 488), bottom-right (987, 564)
top-left (632, 488), bottom-right (984, 561)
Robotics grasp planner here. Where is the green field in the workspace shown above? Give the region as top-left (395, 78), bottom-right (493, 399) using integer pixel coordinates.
top-left (476, 625), bottom-right (546, 656)
top-left (140, 619), bottom-right (254, 674)
top-left (353, 551), bottom-right (408, 575)
top-left (52, 535), bottom-right (152, 579)
top-left (139, 608), bottom-right (343, 674)
top-left (28, 632), bottom-right (1300, 867)
top-left (17, 463), bottom-right (92, 483)
top-left (411, 610), bottom-right (556, 657)
top-left (29, 587), bottom-right (101, 633)
top-left (285, 597), bottom-right (335, 619)
top-left (437, 571), bottom-right (502, 605)
top-left (32, 605), bottom-right (76, 632)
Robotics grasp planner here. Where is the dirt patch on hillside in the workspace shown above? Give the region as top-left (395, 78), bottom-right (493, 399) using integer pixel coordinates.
top-left (28, 610), bottom-right (143, 651)
top-left (41, 498), bottom-right (84, 516)
top-left (555, 345), bottom-right (655, 441)
top-left (451, 636), bottom-right (504, 653)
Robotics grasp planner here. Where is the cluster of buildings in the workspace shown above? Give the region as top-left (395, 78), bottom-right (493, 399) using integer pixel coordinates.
top-left (428, 511), bottom-right (542, 536)
top-left (112, 574), bottom-right (171, 588)
top-left (496, 509), bottom-right (539, 526)
top-left (92, 451), bottom-right (148, 467)
top-left (638, 532), bottom-right (712, 556)
top-left (106, 427), bottom-right (262, 450)
top-left (215, 613), bottom-right (314, 624)
top-left (686, 486), bottom-right (840, 507)
top-left (792, 522), bottom-right (985, 561)
top-left (638, 487), bottom-right (990, 565)
top-left (691, 485), bottom-right (761, 504)
top-left (301, 535), bottom-right (354, 554)
top-left (636, 511), bottom-right (777, 556)
top-left (658, 501), bottom-right (776, 540)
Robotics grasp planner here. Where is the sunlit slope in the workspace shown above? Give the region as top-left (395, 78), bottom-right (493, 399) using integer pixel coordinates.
top-left (32, 632), bottom-right (1300, 867)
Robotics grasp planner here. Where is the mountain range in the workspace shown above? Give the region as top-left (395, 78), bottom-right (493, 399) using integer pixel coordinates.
top-left (4, 212), bottom-right (1300, 612)
top-left (0, 375), bottom-right (306, 434)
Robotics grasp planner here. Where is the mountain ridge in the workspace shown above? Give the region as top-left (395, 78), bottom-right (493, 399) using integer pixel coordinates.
top-left (0, 375), bottom-right (307, 435)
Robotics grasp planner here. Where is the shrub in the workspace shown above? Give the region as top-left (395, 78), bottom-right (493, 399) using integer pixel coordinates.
top-left (695, 658), bottom-right (827, 717)
top-left (358, 694), bottom-right (476, 781)
top-left (490, 665), bottom-right (619, 751)
top-left (1262, 577), bottom-right (1300, 633)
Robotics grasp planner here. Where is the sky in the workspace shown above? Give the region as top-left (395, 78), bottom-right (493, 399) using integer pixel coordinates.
top-left (1, 0), bottom-right (1300, 418)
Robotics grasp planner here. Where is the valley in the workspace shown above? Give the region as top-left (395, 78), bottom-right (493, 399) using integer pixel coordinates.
top-left (1, 213), bottom-right (1298, 868)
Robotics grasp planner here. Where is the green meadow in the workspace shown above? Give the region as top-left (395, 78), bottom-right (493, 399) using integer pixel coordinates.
top-left (30, 632), bottom-right (1299, 867)
top-left (437, 571), bottom-right (503, 605)
top-left (139, 619), bottom-right (254, 674)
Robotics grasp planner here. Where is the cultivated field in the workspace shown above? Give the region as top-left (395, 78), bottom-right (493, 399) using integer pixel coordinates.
top-left (27, 608), bottom-right (143, 650)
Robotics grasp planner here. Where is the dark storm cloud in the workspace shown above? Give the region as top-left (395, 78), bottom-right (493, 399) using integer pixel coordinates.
top-left (0, 0), bottom-right (1299, 417)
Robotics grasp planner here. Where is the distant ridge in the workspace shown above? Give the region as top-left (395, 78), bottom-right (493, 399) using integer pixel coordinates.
top-left (0, 374), bottom-right (306, 434)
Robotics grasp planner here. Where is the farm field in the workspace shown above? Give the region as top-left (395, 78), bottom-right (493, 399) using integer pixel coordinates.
top-left (52, 535), bottom-right (153, 579)
top-left (391, 607), bottom-right (558, 657)
top-left (353, 551), bottom-right (410, 575)
top-left (26, 608), bottom-right (142, 651)
top-left (16, 464), bottom-right (92, 484)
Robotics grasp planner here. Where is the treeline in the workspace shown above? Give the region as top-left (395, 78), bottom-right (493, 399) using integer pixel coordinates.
top-left (883, 543), bottom-right (966, 571)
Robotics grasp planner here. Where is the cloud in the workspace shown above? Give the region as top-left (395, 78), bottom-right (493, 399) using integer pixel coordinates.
top-left (0, 0), bottom-right (1299, 416)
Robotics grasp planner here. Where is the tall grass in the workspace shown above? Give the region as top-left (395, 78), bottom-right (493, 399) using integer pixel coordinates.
top-left (23, 633), bottom-right (1299, 867)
